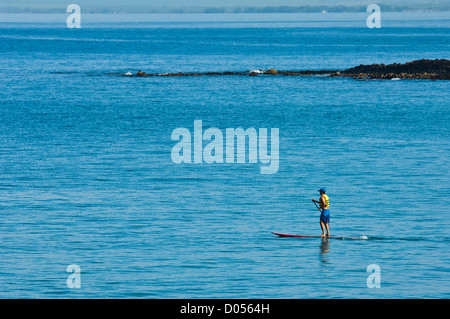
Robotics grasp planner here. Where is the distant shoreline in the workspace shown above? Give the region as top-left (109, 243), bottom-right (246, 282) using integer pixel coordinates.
top-left (1, 4), bottom-right (450, 14)
top-left (2, 11), bottom-right (447, 26)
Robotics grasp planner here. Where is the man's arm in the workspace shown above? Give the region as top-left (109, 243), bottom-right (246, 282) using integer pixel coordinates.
top-left (320, 196), bottom-right (326, 208)
top-left (311, 199), bottom-right (321, 211)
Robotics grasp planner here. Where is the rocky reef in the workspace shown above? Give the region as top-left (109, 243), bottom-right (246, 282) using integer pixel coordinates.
top-left (128, 59), bottom-right (449, 80)
top-left (132, 69), bottom-right (336, 77)
top-left (335, 59), bottom-right (450, 80)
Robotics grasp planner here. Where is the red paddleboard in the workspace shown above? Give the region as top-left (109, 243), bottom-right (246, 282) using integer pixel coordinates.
top-left (272, 232), bottom-right (366, 240)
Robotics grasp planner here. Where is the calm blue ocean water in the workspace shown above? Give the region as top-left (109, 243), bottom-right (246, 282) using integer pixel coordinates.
top-left (0, 13), bottom-right (449, 298)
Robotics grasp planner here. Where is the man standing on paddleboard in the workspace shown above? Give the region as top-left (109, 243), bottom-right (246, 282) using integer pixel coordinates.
top-left (312, 188), bottom-right (330, 237)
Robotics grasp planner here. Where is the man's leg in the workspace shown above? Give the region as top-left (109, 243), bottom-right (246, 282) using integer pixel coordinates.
top-left (325, 222), bottom-right (330, 237)
top-left (320, 221), bottom-right (326, 237)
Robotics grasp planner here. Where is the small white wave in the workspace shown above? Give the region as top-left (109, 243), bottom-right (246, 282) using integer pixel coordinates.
top-left (249, 69), bottom-right (265, 74)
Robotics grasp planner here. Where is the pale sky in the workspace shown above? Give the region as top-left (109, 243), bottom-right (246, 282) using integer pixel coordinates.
top-left (0, 0), bottom-right (439, 8)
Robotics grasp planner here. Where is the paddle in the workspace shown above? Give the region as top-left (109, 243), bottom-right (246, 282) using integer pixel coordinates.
top-left (312, 200), bottom-right (321, 212)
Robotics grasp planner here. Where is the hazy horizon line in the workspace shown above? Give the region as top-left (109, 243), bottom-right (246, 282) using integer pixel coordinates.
top-left (1, 4), bottom-right (450, 14)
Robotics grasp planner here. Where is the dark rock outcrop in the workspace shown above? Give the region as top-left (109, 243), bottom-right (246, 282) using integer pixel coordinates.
top-left (339, 59), bottom-right (450, 80)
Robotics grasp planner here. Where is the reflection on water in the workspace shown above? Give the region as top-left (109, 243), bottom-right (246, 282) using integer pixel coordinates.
top-left (319, 238), bottom-right (331, 263)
